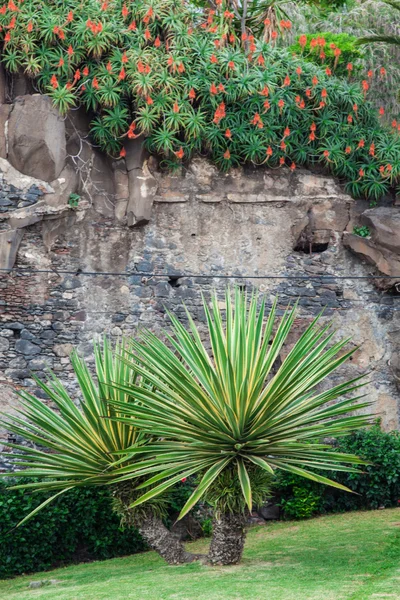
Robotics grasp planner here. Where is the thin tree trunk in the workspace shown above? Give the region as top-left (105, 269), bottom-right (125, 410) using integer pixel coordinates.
top-left (136, 513), bottom-right (200, 565)
top-left (208, 511), bottom-right (247, 565)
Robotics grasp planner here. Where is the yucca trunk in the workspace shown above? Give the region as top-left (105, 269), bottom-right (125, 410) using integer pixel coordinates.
top-left (136, 513), bottom-right (198, 565)
top-left (208, 512), bottom-right (248, 565)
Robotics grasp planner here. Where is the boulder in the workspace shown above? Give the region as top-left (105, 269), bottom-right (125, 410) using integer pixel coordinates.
top-left (0, 229), bottom-right (24, 270)
top-left (344, 207), bottom-right (400, 289)
top-left (361, 207), bottom-right (400, 255)
top-left (5, 200), bottom-right (70, 229)
top-left (7, 95), bottom-right (66, 181)
top-left (0, 104), bottom-right (11, 159)
top-left (47, 164), bottom-right (79, 208)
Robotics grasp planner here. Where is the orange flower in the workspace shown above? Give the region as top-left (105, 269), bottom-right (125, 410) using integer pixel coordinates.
top-left (218, 83), bottom-right (225, 93)
top-left (210, 54), bottom-right (218, 64)
top-left (210, 83), bottom-right (218, 95)
top-left (392, 119), bottom-right (398, 129)
top-left (358, 139), bottom-right (365, 148)
top-left (146, 96), bottom-right (153, 105)
top-left (296, 66), bottom-right (302, 76)
top-left (177, 63), bottom-right (185, 73)
top-left (173, 101), bottom-right (179, 113)
top-left (362, 80), bottom-right (369, 93)
top-left (380, 66), bottom-right (386, 78)
top-left (334, 47), bottom-right (341, 57)
top-left (312, 75), bottom-right (318, 86)
top-left (321, 88), bottom-right (327, 98)
top-left (283, 127), bottom-right (290, 138)
top-left (323, 150), bottom-right (330, 158)
top-left (154, 36), bottom-right (161, 48)
top-left (260, 86), bottom-right (269, 96)
top-left (128, 21), bottom-right (136, 30)
top-left (83, 66), bottom-right (89, 76)
top-left (283, 75), bottom-right (291, 86)
top-left (264, 18), bottom-right (271, 26)
top-left (299, 34), bottom-right (307, 48)
top-left (27, 21), bottom-right (33, 32)
top-left (213, 102), bottom-right (226, 124)
top-left (367, 69), bottom-right (373, 78)
top-left (66, 82), bottom-right (72, 90)
top-left (359, 168), bottom-right (364, 177)
top-left (73, 69), bottom-right (81, 82)
top-left (57, 58), bottom-right (64, 67)
top-left (310, 123), bottom-right (317, 132)
top-left (257, 55), bottom-right (265, 66)
top-left (67, 11), bottom-right (73, 22)
top-left (271, 31), bottom-right (278, 40)
top-left (305, 88), bottom-right (312, 98)
top-left (7, 0), bottom-right (17, 11)
top-left (120, 147), bottom-right (126, 158)
top-left (325, 67), bottom-right (332, 76)
top-left (50, 74), bottom-right (58, 89)
top-left (223, 149), bottom-right (231, 160)
top-left (188, 88), bottom-right (196, 100)
top-left (278, 99), bottom-right (285, 111)
top-left (309, 132), bottom-right (315, 141)
top-left (225, 128), bottom-right (232, 139)
top-left (263, 100), bottom-right (271, 111)
top-left (67, 45), bottom-right (74, 56)
top-left (347, 114), bottom-right (353, 124)
top-left (92, 77), bottom-right (99, 89)
top-left (138, 60), bottom-right (145, 73)
top-left (353, 103), bottom-right (358, 113)
top-left (347, 63), bottom-right (353, 72)
top-left (290, 162), bottom-right (296, 171)
top-left (175, 147), bottom-right (184, 159)
top-left (122, 51), bottom-right (128, 63)
top-left (144, 28), bottom-right (151, 40)
top-left (266, 146), bottom-right (273, 158)
top-left (228, 60), bottom-right (235, 69)
top-left (118, 67), bottom-right (126, 80)
top-left (279, 157), bottom-right (285, 165)
top-left (106, 61), bottom-right (112, 72)
top-left (4, 32), bottom-right (11, 43)
top-left (299, 99), bottom-right (305, 109)
top-left (122, 3), bottom-right (128, 18)
top-left (280, 140), bottom-right (286, 151)
top-left (379, 106), bottom-right (385, 116)
top-left (369, 142), bottom-right (375, 157)
top-left (345, 146), bottom-right (351, 154)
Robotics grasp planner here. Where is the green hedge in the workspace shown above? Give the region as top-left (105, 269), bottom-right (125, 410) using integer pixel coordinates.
top-left (274, 422), bottom-right (400, 519)
top-left (0, 479), bottom-right (145, 579)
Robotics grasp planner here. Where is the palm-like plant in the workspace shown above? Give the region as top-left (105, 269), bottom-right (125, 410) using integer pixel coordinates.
top-left (109, 290), bottom-right (371, 565)
top-left (0, 340), bottom-right (196, 565)
top-left (357, 0), bottom-right (400, 48)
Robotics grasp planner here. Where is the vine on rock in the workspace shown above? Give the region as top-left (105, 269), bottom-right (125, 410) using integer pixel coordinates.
top-left (0, 0), bottom-right (399, 201)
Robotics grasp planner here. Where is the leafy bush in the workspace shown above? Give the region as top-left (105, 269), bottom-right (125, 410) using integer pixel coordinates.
top-left (0, 0), bottom-right (399, 202)
top-left (0, 478), bottom-right (145, 579)
top-left (288, 32), bottom-right (362, 78)
top-left (353, 225), bottom-right (370, 237)
top-left (274, 422), bottom-right (400, 518)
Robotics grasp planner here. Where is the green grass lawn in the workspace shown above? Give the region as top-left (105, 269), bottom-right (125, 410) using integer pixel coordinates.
top-left (1, 509), bottom-right (400, 600)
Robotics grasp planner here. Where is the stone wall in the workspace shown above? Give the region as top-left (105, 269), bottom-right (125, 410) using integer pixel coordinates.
top-left (0, 93), bottom-right (400, 464)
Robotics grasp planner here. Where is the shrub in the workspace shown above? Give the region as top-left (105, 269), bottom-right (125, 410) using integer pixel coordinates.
top-left (0, 478), bottom-right (145, 579)
top-left (288, 32), bottom-right (363, 78)
top-left (274, 422), bottom-right (400, 518)
top-left (0, 0), bottom-right (399, 202)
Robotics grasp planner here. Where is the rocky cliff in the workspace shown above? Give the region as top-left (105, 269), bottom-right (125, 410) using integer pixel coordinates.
top-left (0, 87), bottom-right (399, 460)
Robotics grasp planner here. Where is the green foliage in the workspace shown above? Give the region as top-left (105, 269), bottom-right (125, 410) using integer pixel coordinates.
top-left (288, 32), bottom-right (362, 77)
top-left (278, 485), bottom-right (322, 519)
top-left (0, 478), bottom-right (145, 579)
top-left (68, 192), bottom-right (80, 207)
top-left (203, 466), bottom-right (273, 514)
top-left (353, 224), bottom-right (370, 237)
top-left (109, 289), bottom-right (370, 520)
top-left (0, 0), bottom-right (399, 202)
top-left (275, 422), bottom-right (400, 518)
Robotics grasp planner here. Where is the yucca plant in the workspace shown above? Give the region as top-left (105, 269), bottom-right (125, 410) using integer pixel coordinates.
top-left (108, 290), bottom-right (371, 565)
top-left (0, 339), bottom-right (197, 565)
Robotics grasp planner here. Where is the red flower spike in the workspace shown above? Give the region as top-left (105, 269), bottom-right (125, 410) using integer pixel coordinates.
top-left (50, 74), bottom-right (58, 89)
top-left (283, 127), bottom-right (290, 138)
top-left (310, 123), bottom-right (317, 132)
top-left (122, 51), bottom-right (128, 64)
top-left (369, 143), bottom-right (375, 157)
top-left (92, 77), bottom-right (99, 90)
top-left (309, 132), bottom-right (316, 141)
top-left (210, 83), bottom-right (218, 95)
top-left (210, 54), bottom-right (218, 64)
top-left (225, 129), bottom-right (232, 139)
top-left (223, 149), bottom-right (231, 160)
top-left (312, 75), bottom-right (318, 86)
top-left (290, 162), bottom-right (296, 171)
top-left (188, 88), bottom-right (196, 100)
top-left (175, 147), bottom-right (184, 159)
top-left (283, 75), bottom-right (291, 86)
top-left (280, 140), bottom-right (286, 151)
top-left (359, 168), bottom-right (365, 177)
top-left (380, 67), bottom-right (386, 78)
top-left (345, 146), bottom-right (351, 154)
top-left (27, 21), bottom-right (33, 32)
top-left (67, 10), bottom-right (73, 22)
top-left (67, 45), bottom-right (74, 57)
top-left (379, 106), bottom-right (385, 117)
top-left (367, 69), bottom-right (373, 78)
top-left (325, 67), bottom-right (332, 76)
top-left (144, 28), bottom-right (151, 40)
top-left (118, 67), bottom-right (126, 80)
top-left (266, 146), bottom-right (273, 158)
top-left (83, 66), bottom-right (89, 76)
top-left (73, 69), bottom-right (80, 82)
top-left (299, 34), bottom-right (307, 48)
top-left (146, 96), bottom-right (153, 105)
top-left (181, 477), bottom-right (187, 483)
top-left (347, 114), bottom-right (353, 124)
top-left (4, 32), bottom-right (10, 42)
top-left (323, 150), bottom-right (330, 158)
top-left (128, 21), bottom-right (136, 31)
top-left (358, 139), bottom-right (365, 149)
top-left (154, 36), bottom-right (161, 48)
top-left (263, 100), bottom-right (270, 111)
top-left (279, 157), bottom-right (285, 165)
top-left (173, 101), bottom-right (179, 113)
top-left (271, 31), bottom-right (278, 40)
top-left (122, 3), bottom-right (128, 18)
top-left (120, 148), bottom-right (126, 158)
top-left (228, 61), bottom-right (235, 69)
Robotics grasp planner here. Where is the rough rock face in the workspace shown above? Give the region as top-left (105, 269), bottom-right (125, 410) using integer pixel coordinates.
top-left (7, 95), bottom-right (66, 181)
top-left (344, 207), bottom-right (400, 289)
